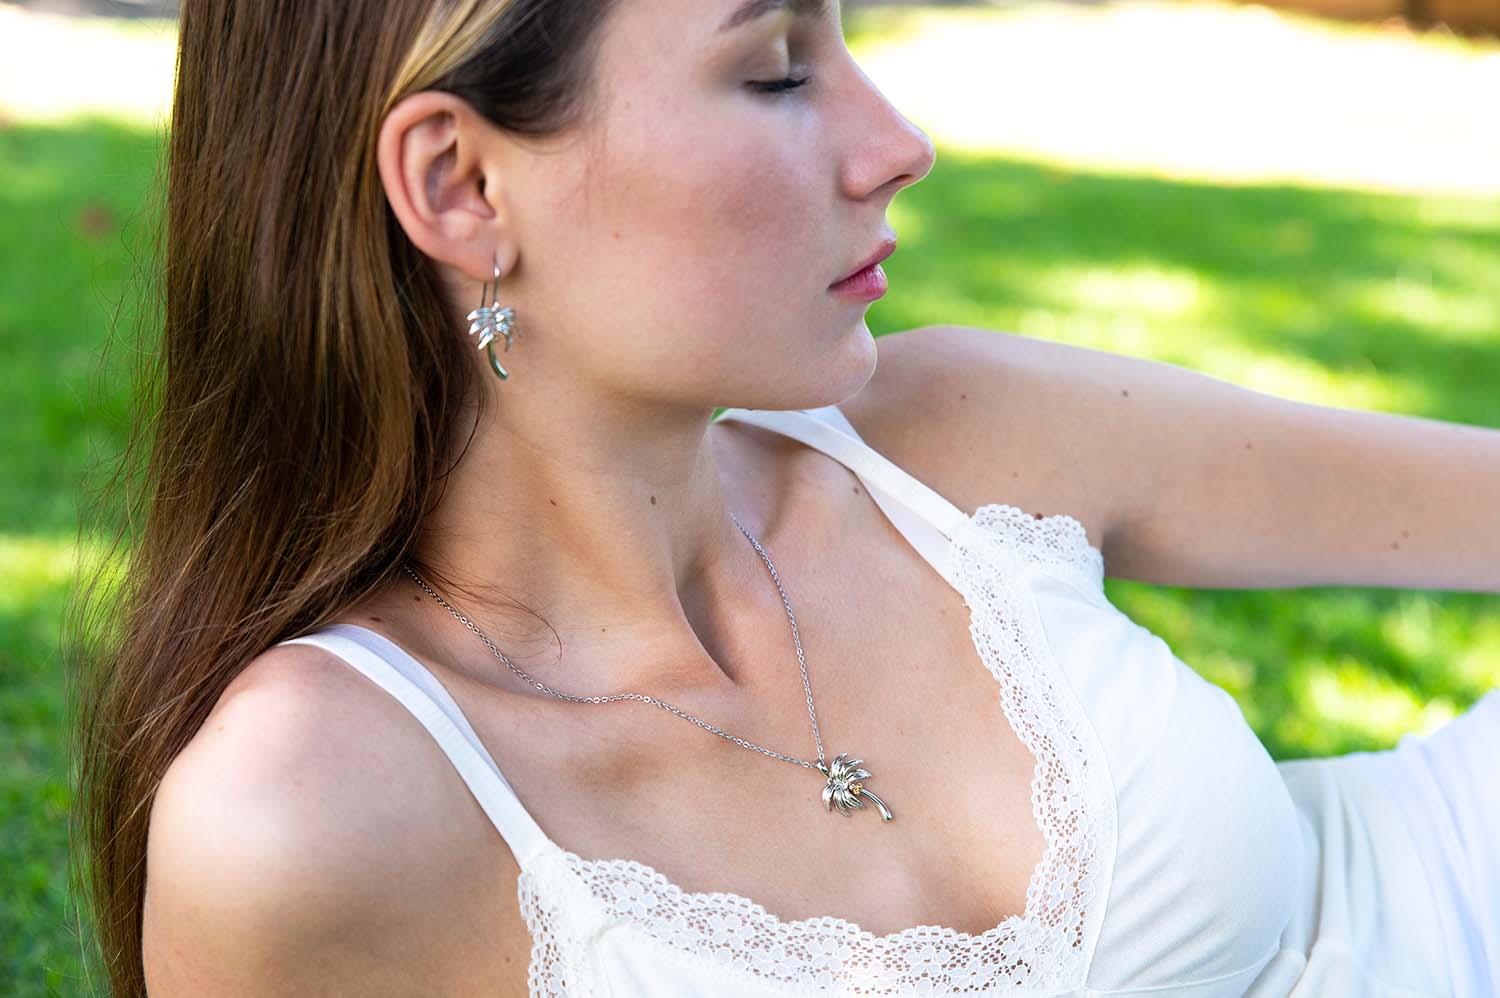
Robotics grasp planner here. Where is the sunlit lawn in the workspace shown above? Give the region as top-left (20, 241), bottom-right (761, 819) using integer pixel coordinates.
top-left (4, 2), bottom-right (1499, 993)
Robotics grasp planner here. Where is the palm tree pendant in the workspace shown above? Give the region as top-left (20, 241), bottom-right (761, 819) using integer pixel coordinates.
top-left (466, 298), bottom-right (518, 380)
top-left (817, 752), bottom-right (893, 821)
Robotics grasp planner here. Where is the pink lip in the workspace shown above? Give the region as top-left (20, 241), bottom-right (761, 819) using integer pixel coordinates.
top-left (828, 261), bottom-right (889, 301)
top-left (831, 237), bottom-right (897, 287)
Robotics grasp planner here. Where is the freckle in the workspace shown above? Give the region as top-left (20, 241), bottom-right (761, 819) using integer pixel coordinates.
top-left (1121, 389), bottom-right (1129, 397)
top-left (650, 495), bottom-right (657, 505)
top-left (1401, 529), bottom-right (1409, 537)
top-left (1391, 542), bottom-right (1400, 549)
top-left (1245, 442), bottom-right (1253, 450)
top-left (852, 485), bottom-right (861, 494)
top-left (1012, 471), bottom-right (1020, 478)
top-left (959, 393), bottom-right (967, 400)
top-left (370, 615), bottom-right (383, 623)
top-left (550, 498), bottom-right (558, 506)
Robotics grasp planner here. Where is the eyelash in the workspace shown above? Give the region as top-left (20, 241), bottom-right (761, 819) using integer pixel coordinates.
top-left (749, 75), bottom-right (812, 96)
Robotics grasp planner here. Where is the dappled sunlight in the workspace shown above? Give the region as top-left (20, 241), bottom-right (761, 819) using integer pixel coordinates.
top-left (1375, 594), bottom-right (1500, 691)
top-left (1341, 273), bottom-right (1499, 343)
top-left (1005, 306), bottom-right (1160, 355)
top-left (0, 533), bottom-right (83, 603)
top-left (1295, 656), bottom-right (1459, 746)
top-left (0, 534), bottom-right (79, 670)
top-left (0, 533), bottom-right (117, 657)
top-left (850, 0), bottom-right (1500, 196)
top-left (1035, 263), bottom-right (1209, 320)
top-left (1450, 620), bottom-right (1500, 691)
top-left (1378, 594), bottom-right (1446, 664)
top-left (1218, 347), bottom-right (1421, 411)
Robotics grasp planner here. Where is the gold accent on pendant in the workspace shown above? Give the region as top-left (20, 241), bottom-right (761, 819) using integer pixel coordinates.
top-left (816, 752), bottom-right (893, 821)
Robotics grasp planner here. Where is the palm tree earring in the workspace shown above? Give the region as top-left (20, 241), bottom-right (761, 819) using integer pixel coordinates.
top-left (466, 256), bottom-right (519, 380)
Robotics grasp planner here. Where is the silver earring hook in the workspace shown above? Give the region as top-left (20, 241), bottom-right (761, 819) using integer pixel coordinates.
top-left (465, 254), bottom-right (518, 380)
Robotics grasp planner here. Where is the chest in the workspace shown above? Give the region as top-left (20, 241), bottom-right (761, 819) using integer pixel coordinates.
top-left (480, 500), bottom-right (1049, 943)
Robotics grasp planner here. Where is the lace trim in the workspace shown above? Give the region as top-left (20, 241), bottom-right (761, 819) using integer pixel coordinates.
top-left (516, 509), bottom-right (1111, 995)
top-left (972, 503), bottom-right (1105, 595)
top-left (518, 849), bottom-right (613, 997)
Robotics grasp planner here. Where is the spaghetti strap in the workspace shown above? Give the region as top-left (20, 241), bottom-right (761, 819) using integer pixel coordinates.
top-left (714, 403), bottom-right (972, 590)
top-left (803, 400), bottom-right (862, 440)
top-left (277, 622), bottom-right (556, 869)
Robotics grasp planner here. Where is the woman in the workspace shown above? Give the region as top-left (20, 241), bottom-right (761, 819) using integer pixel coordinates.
top-left (67, 0), bottom-right (1499, 995)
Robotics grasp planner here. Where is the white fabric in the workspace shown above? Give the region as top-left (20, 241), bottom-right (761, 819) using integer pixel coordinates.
top-left (278, 402), bottom-right (1474, 996)
top-left (1347, 688), bottom-right (1500, 996)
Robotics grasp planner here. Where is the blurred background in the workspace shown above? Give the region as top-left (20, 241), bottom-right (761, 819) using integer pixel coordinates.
top-left (2, 0), bottom-right (1497, 991)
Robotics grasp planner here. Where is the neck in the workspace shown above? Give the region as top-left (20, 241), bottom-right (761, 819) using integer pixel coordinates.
top-left (408, 397), bottom-right (804, 698)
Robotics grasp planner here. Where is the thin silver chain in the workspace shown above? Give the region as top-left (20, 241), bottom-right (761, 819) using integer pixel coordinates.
top-left (402, 509), bottom-right (827, 772)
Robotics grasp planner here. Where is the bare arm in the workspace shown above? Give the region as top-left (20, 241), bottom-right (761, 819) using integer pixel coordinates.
top-left (1106, 375), bottom-right (1500, 592)
top-left (869, 325), bottom-right (1500, 592)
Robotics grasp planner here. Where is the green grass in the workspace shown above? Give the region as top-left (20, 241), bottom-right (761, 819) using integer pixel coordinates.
top-left (2, 114), bottom-right (165, 997)
top-left (5, 17), bottom-right (1500, 998)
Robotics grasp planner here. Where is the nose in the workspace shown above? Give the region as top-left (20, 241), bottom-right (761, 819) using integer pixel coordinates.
top-left (841, 62), bottom-right (937, 200)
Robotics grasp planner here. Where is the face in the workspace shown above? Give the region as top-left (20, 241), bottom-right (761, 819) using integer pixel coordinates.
top-left (475, 0), bottom-right (936, 412)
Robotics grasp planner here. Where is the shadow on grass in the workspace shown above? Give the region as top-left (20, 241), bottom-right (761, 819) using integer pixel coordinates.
top-left (881, 146), bottom-right (1500, 425)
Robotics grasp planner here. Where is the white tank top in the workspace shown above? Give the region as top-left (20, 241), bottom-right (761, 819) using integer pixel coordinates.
top-left (278, 403), bottom-right (1454, 996)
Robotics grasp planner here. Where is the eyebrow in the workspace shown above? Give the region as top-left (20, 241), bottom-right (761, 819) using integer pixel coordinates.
top-left (719, 0), bottom-right (829, 33)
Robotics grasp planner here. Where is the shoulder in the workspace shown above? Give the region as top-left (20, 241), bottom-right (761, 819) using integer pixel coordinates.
top-left (839, 325), bottom-right (1136, 556)
top-left (142, 640), bottom-right (529, 995)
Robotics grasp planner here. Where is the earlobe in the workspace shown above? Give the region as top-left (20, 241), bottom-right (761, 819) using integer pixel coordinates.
top-left (376, 91), bottom-right (504, 283)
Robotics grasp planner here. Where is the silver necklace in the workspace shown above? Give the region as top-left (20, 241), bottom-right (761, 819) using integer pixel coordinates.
top-left (402, 509), bottom-right (893, 822)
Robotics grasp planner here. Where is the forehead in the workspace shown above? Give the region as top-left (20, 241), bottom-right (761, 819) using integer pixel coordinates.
top-left (609, 0), bottom-right (833, 41)
top-left (717, 0), bottom-right (831, 33)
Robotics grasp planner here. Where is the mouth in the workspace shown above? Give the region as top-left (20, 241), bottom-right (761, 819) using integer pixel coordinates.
top-left (830, 236), bottom-right (897, 288)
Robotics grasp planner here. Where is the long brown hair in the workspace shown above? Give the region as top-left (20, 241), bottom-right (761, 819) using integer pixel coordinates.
top-left (64, 1), bottom-right (619, 993)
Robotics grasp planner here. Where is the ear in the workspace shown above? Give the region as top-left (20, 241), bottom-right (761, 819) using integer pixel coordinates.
top-left (376, 91), bottom-right (516, 286)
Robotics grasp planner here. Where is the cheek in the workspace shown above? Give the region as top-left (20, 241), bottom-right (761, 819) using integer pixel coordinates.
top-left (617, 123), bottom-right (816, 291)
top-left (585, 122), bottom-right (820, 304)
top-left (524, 104), bottom-right (832, 395)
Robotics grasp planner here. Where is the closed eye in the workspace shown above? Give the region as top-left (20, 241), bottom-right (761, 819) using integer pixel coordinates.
top-left (749, 75), bottom-right (812, 95)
